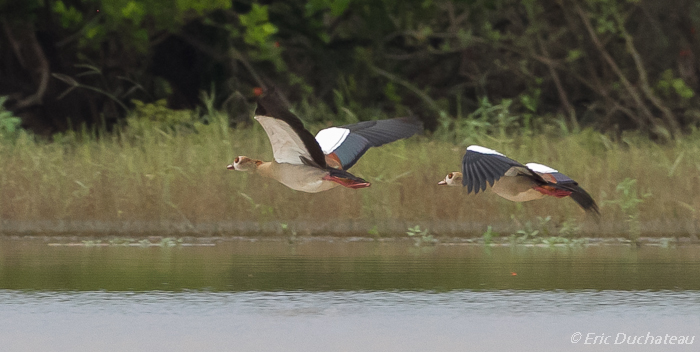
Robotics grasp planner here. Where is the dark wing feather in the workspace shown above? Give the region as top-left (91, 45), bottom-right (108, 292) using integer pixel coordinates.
top-left (327, 117), bottom-right (423, 169)
top-left (327, 168), bottom-right (369, 184)
top-left (532, 168), bottom-right (600, 215)
top-left (546, 176), bottom-right (600, 216)
top-left (548, 172), bottom-right (575, 184)
top-left (471, 162), bottom-right (490, 193)
top-left (478, 156), bottom-right (507, 187)
top-left (567, 185), bottom-right (600, 216)
top-left (465, 159), bottom-right (476, 193)
top-left (256, 89), bottom-right (327, 168)
top-left (461, 148), bottom-right (524, 194)
top-left (342, 117), bottom-right (423, 145)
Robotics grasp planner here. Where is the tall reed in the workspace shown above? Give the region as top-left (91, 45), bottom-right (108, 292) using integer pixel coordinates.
top-left (0, 110), bottom-right (698, 237)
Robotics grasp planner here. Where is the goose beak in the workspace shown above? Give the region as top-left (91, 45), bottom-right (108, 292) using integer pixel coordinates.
top-left (226, 164), bottom-right (235, 170)
top-left (437, 180), bottom-right (447, 185)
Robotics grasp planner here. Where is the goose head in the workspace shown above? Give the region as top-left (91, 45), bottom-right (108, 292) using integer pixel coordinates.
top-left (438, 172), bottom-right (463, 186)
top-left (227, 156), bottom-right (262, 172)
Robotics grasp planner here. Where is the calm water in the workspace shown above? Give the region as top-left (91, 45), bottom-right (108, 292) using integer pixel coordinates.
top-left (1, 238), bottom-right (699, 351)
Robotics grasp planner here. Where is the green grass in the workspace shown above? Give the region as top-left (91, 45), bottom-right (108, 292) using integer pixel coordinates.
top-left (1, 110), bottom-right (699, 238)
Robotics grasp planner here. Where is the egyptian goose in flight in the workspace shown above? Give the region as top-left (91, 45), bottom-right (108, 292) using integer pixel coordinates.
top-left (438, 145), bottom-right (599, 215)
top-left (228, 89), bottom-right (423, 193)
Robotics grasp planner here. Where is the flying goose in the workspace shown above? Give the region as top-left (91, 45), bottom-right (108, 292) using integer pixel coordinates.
top-left (228, 89), bottom-right (423, 193)
top-left (438, 145), bottom-right (599, 215)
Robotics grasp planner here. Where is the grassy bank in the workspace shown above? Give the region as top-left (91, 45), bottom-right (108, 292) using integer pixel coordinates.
top-left (0, 110), bottom-right (698, 238)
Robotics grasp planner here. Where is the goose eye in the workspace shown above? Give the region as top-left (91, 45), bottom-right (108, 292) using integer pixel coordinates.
top-left (234, 157), bottom-right (240, 163)
top-left (447, 173), bottom-right (453, 179)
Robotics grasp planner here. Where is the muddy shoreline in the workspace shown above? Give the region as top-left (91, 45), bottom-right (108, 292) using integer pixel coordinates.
top-left (0, 219), bottom-right (698, 240)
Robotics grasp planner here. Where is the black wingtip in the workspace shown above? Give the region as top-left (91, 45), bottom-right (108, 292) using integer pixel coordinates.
top-left (568, 186), bottom-right (601, 217)
top-left (254, 103), bottom-right (267, 116)
top-left (585, 201), bottom-right (601, 218)
top-left (396, 116), bottom-right (425, 132)
top-left (460, 156), bottom-right (469, 187)
top-left (579, 200), bottom-right (601, 217)
top-left (254, 86), bottom-right (279, 117)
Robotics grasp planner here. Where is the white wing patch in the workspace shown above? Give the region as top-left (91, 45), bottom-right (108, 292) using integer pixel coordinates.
top-left (525, 162), bottom-right (558, 173)
top-left (467, 145), bottom-right (506, 156)
top-left (255, 115), bottom-right (310, 165)
top-left (315, 127), bottom-right (349, 154)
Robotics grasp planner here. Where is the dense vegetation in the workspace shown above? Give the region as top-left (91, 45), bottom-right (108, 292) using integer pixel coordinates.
top-left (1, 0), bottom-right (700, 238)
top-left (0, 99), bottom-right (697, 238)
top-left (1, 0), bottom-right (700, 138)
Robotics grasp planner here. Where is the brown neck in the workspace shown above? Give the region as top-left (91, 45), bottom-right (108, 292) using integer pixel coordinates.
top-left (254, 160), bottom-right (274, 178)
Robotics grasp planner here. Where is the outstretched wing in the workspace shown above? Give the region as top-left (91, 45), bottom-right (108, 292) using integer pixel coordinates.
top-left (254, 89), bottom-right (327, 167)
top-left (461, 145), bottom-right (534, 194)
top-left (315, 117), bottom-right (423, 169)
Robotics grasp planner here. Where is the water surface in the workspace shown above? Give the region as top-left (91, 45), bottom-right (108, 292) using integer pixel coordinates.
top-left (0, 238), bottom-right (698, 351)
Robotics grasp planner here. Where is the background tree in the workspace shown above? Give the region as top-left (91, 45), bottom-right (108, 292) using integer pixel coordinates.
top-left (1, 0), bottom-right (699, 138)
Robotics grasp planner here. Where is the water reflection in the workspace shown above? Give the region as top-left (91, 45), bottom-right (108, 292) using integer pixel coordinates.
top-left (1, 238), bottom-right (699, 291)
top-left (1, 238), bottom-right (699, 351)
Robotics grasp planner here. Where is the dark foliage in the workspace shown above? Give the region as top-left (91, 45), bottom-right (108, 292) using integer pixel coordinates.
top-left (1, 0), bottom-right (699, 138)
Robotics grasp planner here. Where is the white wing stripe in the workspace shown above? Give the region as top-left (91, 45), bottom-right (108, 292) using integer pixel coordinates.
top-left (315, 127), bottom-right (350, 154)
top-left (467, 145), bottom-right (506, 156)
top-left (525, 162), bottom-right (558, 173)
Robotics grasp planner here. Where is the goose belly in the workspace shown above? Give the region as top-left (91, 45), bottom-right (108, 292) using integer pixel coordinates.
top-left (491, 176), bottom-right (544, 202)
top-left (269, 163), bottom-right (339, 193)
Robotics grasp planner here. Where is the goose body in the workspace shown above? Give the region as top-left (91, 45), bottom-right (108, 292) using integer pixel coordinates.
top-left (438, 145), bottom-right (599, 215)
top-left (228, 89), bottom-right (422, 193)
